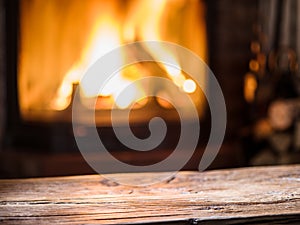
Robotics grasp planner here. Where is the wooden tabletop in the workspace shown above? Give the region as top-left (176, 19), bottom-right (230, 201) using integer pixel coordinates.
top-left (0, 165), bottom-right (299, 224)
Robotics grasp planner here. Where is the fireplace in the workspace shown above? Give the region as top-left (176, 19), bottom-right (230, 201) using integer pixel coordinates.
top-left (5, 0), bottom-right (208, 147)
top-left (1, 0), bottom-right (257, 177)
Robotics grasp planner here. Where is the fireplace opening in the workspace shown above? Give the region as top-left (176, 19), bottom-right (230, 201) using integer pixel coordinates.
top-left (3, 0), bottom-right (211, 162)
top-left (18, 0), bottom-right (208, 124)
top-left (2, 0), bottom-right (256, 177)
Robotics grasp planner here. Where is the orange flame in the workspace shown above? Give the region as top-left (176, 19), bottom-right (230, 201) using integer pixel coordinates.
top-left (19, 0), bottom-right (207, 115)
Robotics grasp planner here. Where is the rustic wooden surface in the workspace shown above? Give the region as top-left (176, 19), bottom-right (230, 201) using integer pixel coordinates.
top-left (0, 165), bottom-right (299, 224)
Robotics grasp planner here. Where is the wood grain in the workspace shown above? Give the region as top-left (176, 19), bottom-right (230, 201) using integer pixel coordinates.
top-left (0, 165), bottom-right (299, 224)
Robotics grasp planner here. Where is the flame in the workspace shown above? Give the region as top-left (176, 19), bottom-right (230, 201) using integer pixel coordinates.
top-left (126, 1), bottom-right (177, 73)
top-left (80, 14), bottom-right (125, 85)
top-left (52, 1), bottom-right (145, 110)
top-left (123, 0), bottom-right (197, 90)
top-left (46, 0), bottom-right (207, 111)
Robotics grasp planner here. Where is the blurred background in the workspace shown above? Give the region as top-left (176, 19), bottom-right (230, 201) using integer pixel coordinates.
top-left (0, 0), bottom-right (300, 178)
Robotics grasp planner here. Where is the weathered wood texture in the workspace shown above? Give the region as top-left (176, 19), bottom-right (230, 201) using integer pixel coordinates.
top-left (0, 165), bottom-right (299, 224)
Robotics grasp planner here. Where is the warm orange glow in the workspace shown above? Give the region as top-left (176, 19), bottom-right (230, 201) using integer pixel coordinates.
top-left (244, 72), bottom-right (257, 103)
top-left (249, 60), bottom-right (260, 72)
top-left (183, 79), bottom-right (197, 93)
top-left (19, 0), bottom-right (208, 120)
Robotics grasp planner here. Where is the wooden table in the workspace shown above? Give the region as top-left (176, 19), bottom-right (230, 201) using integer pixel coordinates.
top-left (0, 165), bottom-right (299, 224)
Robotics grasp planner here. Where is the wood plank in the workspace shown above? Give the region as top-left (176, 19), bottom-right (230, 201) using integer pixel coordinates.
top-left (0, 165), bottom-right (299, 224)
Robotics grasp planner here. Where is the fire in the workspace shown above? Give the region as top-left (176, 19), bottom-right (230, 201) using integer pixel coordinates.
top-left (19, 0), bottom-right (207, 116)
top-left (123, 0), bottom-right (194, 90)
top-left (52, 1), bottom-right (139, 110)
